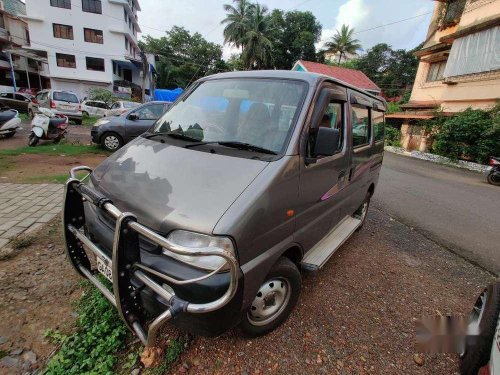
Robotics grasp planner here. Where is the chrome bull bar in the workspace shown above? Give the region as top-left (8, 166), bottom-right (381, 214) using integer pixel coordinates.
top-left (63, 166), bottom-right (239, 347)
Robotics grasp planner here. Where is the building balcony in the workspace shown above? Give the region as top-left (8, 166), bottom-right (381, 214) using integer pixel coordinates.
top-left (108, 0), bottom-right (142, 32)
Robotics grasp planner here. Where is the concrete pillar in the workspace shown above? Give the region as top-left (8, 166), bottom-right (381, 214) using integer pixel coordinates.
top-left (401, 120), bottom-right (411, 150)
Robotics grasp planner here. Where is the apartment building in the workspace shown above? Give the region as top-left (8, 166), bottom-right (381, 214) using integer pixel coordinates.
top-left (388, 0), bottom-right (500, 151)
top-left (22, 0), bottom-right (153, 98)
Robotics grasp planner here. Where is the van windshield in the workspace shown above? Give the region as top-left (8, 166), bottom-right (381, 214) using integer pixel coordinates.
top-left (151, 79), bottom-right (307, 155)
top-left (54, 92), bottom-right (79, 103)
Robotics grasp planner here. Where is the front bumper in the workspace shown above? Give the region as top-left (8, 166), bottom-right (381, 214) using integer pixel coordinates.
top-left (90, 128), bottom-right (99, 144)
top-left (62, 166), bottom-right (240, 345)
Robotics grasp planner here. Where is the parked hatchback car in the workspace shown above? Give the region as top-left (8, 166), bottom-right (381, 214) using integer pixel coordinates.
top-left (32, 90), bottom-right (83, 124)
top-left (91, 101), bottom-right (171, 151)
top-left (63, 71), bottom-right (387, 345)
top-left (81, 100), bottom-right (109, 118)
top-left (105, 100), bottom-right (140, 117)
top-left (0, 92), bottom-right (35, 113)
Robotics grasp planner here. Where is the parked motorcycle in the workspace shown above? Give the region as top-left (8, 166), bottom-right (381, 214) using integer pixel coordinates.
top-left (0, 107), bottom-right (21, 139)
top-left (28, 107), bottom-right (68, 147)
top-left (487, 157), bottom-right (500, 186)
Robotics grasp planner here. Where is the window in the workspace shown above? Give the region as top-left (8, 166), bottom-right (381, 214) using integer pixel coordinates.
top-left (372, 110), bottom-right (385, 142)
top-left (0, 14), bottom-right (5, 29)
top-left (352, 105), bottom-right (370, 148)
top-left (56, 53), bottom-right (76, 68)
top-left (427, 61), bottom-right (447, 82)
top-left (125, 37), bottom-right (128, 50)
top-left (15, 94), bottom-right (29, 102)
top-left (0, 93), bottom-right (13, 99)
top-left (25, 29), bottom-right (30, 45)
top-left (124, 8), bottom-right (128, 22)
top-left (86, 57), bottom-right (105, 71)
top-left (84, 28), bottom-right (103, 44)
top-left (53, 23), bottom-right (73, 40)
top-left (315, 101), bottom-right (344, 154)
top-left (50, 0), bottom-right (71, 9)
top-left (53, 91), bottom-right (79, 103)
top-left (82, 0), bottom-right (102, 14)
top-left (134, 104), bottom-right (166, 120)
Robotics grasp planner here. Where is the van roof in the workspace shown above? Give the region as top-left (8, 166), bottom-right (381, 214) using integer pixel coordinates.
top-left (202, 70), bottom-right (386, 104)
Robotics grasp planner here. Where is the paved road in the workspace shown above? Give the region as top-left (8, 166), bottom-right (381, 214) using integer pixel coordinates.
top-left (373, 152), bottom-right (500, 275)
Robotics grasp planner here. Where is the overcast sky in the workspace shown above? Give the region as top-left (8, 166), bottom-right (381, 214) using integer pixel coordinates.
top-left (139, 0), bottom-right (434, 59)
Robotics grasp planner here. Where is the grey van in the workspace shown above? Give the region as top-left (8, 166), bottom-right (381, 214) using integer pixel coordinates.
top-left (33, 90), bottom-right (83, 124)
top-left (62, 71), bottom-right (386, 347)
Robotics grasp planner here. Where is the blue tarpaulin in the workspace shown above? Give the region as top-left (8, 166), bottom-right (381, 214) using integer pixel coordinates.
top-left (154, 88), bottom-right (184, 102)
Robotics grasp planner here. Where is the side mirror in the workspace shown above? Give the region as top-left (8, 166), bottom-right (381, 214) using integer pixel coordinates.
top-left (313, 127), bottom-right (340, 157)
top-left (128, 113), bottom-right (138, 121)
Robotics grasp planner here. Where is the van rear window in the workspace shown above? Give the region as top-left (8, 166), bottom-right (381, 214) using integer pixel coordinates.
top-left (54, 92), bottom-right (79, 103)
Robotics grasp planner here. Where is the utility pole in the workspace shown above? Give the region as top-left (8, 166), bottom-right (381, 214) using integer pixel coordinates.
top-left (140, 47), bottom-right (149, 103)
top-left (8, 52), bottom-right (17, 92)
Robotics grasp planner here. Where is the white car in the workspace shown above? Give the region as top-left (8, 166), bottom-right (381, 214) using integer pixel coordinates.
top-left (105, 100), bottom-right (140, 117)
top-left (81, 100), bottom-right (109, 118)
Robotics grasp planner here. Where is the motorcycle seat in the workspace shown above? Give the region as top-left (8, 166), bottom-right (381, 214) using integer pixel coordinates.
top-left (48, 117), bottom-right (67, 128)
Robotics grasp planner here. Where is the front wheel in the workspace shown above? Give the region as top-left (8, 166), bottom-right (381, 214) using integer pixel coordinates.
top-left (487, 171), bottom-right (500, 186)
top-left (28, 133), bottom-right (39, 147)
top-left (354, 192), bottom-right (371, 230)
top-left (101, 132), bottom-right (123, 152)
top-left (240, 257), bottom-right (301, 337)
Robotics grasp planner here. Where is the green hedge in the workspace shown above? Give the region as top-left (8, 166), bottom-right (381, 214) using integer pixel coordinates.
top-left (432, 104), bottom-right (500, 165)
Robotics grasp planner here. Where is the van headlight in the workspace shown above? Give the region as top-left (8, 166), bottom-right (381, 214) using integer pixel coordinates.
top-left (165, 230), bottom-right (236, 272)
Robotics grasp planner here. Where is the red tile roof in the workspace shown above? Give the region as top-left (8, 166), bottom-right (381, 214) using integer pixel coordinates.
top-left (297, 60), bottom-right (381, 92)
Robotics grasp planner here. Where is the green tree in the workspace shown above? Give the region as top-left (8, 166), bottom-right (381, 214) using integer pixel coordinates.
top-left (266, 9), bottom-right (322, 69)
top-left (241, 3), bottom-right (273, 69)
top-left (221, 0), bottom-right (254, 53)
top-left (324, 24), bottom-right (362, 65)
top-left (142, 27), bottom-right (226, 88)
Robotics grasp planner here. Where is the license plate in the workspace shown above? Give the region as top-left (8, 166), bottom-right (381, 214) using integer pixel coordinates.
top-left (96, 257), bottom-right (113, 283)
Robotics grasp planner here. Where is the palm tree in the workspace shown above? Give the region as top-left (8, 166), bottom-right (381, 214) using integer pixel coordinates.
top-left (324, 24), bottom-right (362, 65)
top-left (221, 0), bottom-right (254, 53)
top-left (240, 3), bottom-right (273, 69)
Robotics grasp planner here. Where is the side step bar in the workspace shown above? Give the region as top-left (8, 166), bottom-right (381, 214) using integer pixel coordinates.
top-left (301, 216), bottom-right (361, 271)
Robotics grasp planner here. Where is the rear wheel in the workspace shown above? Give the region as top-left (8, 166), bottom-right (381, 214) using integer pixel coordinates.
top-left (28, 133), bottom-right (39, 147)
top-left (82, 111), bottom-right (89, 117)
top-left (487, 172), bottom-right (500, 186)
top-left (74, 119), bottom-right (82, 125)
top-left (240, 257), bottom-right (301, 337)
top-left (101, 132), bottom-right (123, 152)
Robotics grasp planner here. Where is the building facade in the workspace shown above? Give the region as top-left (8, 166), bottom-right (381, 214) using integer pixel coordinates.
top-left (389, 0), bottom-right (500, 151)
top-left (22, 0), bottom-right (152, 99)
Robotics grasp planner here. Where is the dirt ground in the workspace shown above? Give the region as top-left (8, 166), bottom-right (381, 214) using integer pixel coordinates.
top-left (0, 153), bottom-right (107, 183)
top-left (0, 219), bottom-right (82, 374)
top-left (0, 200), bottom-right (495, 374)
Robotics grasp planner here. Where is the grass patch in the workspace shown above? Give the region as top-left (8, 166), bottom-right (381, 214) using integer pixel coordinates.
top-left (44, 280), bottom-right (129, 374)
top-left (82, 116), bottom-right (99, 127)
top-left (24, 174), bottom-right (69, 184)
top-left (19, 113), bottom-right (31, 122)
top-left (0, 156), bottom-right (16, 174)
top-left (0, 142), bottom-right (105, 157)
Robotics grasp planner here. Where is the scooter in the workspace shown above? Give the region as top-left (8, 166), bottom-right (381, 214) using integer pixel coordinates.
top-left (28, 107), bottom-right (68, 147)
top-left (0, 107), bottom-right (21, 139)
top-left (487, 156), bottom-right (500, 186)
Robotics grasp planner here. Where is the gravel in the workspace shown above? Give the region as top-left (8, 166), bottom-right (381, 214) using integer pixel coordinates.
top-left (165, 208), bottom-right (494, 374)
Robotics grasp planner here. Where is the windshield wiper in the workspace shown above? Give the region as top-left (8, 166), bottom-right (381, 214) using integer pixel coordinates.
top-left (144, 132), bottom-right (201, 142)
top-left (217, 141), bottom-right (277, 155)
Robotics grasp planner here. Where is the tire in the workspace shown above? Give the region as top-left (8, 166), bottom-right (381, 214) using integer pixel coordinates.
top-left (240, 257), bottom-right (301, 337)
top-left (28, 133), bottom-right (39, 147)
top-left (53, 136), bottom-right (62, 144)
top-left (4, 131), bottom-right (15, 138)
top-left (74, 119), bottom-right (82, 125)
top-left (460, 282), bottom-right (500, 375)
top-left (101, 132), bottom-right (123, 152)
top-left (487, 172), bottom-right (500, 186)
top-left (354, 192), bottom-right (371, 230)
top-left (82, 111), bottom-right (89, 117)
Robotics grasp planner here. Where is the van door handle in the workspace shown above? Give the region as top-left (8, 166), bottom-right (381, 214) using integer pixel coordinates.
top-left (338, 171), bottom-right (346, 183)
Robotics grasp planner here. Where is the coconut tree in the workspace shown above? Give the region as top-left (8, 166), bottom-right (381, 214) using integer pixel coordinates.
top-left (240, 3), bottom-right (273, 69)
top-left (221, 0), bottom-right (254, 53)
top-left (324, 24), bottom-right (362, 65)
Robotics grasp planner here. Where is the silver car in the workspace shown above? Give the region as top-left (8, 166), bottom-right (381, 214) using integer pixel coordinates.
top-left (33, 89), bottom-right (83, 125)
top-left (62, 71), bottom-right (386, 345)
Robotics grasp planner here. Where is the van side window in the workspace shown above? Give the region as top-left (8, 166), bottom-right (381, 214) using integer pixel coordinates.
top-left (352, 105), bottom-right (370, 148)
top-left (372, 110), bottom-right (385, 142)
top-left (313, 101), bottom-right (344, 155)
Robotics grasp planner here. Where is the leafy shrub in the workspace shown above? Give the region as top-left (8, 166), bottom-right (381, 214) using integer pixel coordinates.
top-left (44, 281), bottom-right (128, 374)
top-left (88, 89), bottom-right (118, 106)
top-left (432, 104), bottom-right (500, 164)
top-left (385, 125), bottom-right (401, 147)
